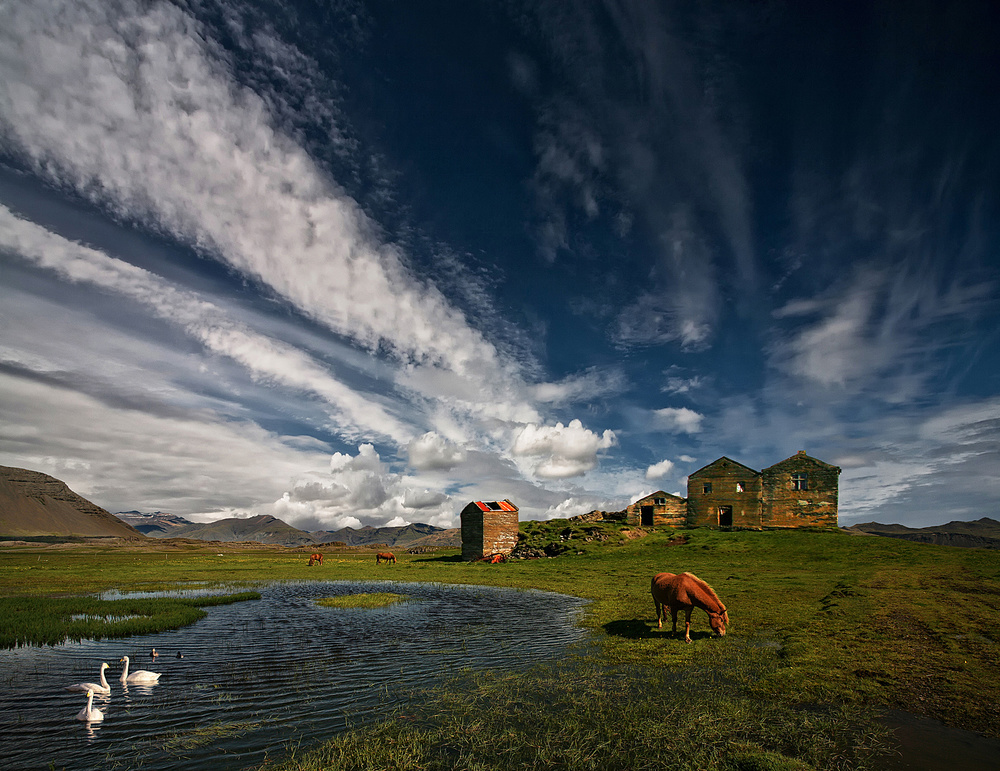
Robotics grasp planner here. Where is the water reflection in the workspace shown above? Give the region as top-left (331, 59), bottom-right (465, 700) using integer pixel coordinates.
top-left (0, 581), bottom-right (588, 770)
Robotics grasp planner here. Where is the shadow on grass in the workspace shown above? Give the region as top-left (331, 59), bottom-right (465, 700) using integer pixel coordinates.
top-left (603, 619), bottom-right (720, 642)
top-left (413, 554), bottom-right (465, 563)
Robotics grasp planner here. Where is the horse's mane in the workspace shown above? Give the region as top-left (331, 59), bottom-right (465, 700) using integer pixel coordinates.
top-left (681, 572), bottom-right (725, 611)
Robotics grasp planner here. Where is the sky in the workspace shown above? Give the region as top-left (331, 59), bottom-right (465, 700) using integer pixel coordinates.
top-left (1, 0), bottom-right (998, 531)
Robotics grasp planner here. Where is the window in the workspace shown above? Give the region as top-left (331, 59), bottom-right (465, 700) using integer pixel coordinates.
top-left (792, 473), bottom-right (808, 491)
top-left (736, 481), bottom-right (746, 493)
top-left (654, 497), bottom-right (666, 506)
top-left (703, 482), bottom-right (713, 494)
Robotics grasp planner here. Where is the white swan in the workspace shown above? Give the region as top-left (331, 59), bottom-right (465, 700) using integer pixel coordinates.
top-left (76, 689), bottom-right (104, 722)
top-left (119, 655), bottom-right (161, 684)
top-left (65, 662), bottom-right (111, 693)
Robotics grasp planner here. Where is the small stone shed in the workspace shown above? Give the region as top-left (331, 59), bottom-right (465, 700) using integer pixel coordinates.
top-left (625, 491), bottom-right (686, 528)
top-left (460, 499), bottom-right (519, 561)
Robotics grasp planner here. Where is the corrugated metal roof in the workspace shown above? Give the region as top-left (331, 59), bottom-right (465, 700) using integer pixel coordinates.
top-left (473, 500), bottom-right (517, 512)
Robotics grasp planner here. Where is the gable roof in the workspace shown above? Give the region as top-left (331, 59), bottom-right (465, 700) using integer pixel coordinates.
top-left (763, 451), bottom-right (841, 473)
top-left (632, 490), bottom-right (685, 504)
top-left (688, 456), bottom-right (760, 478)
top-left (471, 500), bottom-right (518, 512)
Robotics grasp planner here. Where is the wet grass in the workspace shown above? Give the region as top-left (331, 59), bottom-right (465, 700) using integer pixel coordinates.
top-left (0, 591), bottom-right (260, 647)
top-left (315, 592), bottom-right (410, 609)
top-left (2, 526), bottom-right (999, 768)
top-left (270, 656), bottom-right (889, 771)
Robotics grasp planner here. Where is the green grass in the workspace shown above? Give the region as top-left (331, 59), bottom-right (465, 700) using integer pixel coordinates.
top-left (2, 525), bottom-right (999, 769)
top-left (315, 592), bottom-right (410, 609)
top-left (0, 591), bottom-right (261, 647)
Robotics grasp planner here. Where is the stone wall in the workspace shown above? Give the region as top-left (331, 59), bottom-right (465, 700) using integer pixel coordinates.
top-left (687, 458), bottom-right (763, 528)
top-left (625, 492), bottom-right (686, 527)
top-left (762, 453), bottom-right (840, 527)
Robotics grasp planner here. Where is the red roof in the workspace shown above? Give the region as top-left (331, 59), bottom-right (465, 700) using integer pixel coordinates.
top-left (474, 500), bottom-right (518, 512)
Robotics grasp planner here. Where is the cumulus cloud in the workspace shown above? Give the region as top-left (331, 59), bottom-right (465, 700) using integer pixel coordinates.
top-left (645, 459), bottom-right (675, 480)
top-left (274, 443), bottom-right (459, 530)
top-left (654, 407), bottom-right (703, 434)
top-left (407, 431), bottom-right (466, 471)
top-left (512, 419), bottom-right (616, 479)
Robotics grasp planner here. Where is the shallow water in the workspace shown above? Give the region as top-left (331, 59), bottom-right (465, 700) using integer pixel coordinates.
top-left (0, 581), bottom-right (588, 770)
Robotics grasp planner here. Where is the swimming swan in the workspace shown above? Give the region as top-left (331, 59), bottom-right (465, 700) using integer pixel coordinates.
top-left (65, 662), bottom-right (111, 693)
top-left (119, 655), bottom-right (161, 684)
top-left (76, 689), bottom-right (104, 722)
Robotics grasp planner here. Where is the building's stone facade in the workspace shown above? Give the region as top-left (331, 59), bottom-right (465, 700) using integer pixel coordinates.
top-left (460, 499), bottom-right (519, 560)
top-left (626, 451), bottom-right (841, 530)
top-left (761, 452), bottom-right (840, 528)
top-left (625, 491), bottom-right (687, 527)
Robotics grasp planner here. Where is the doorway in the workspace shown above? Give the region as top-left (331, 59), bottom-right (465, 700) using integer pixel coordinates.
top-left (640, 506), bottom-right (654, 527)
top-left (718, 506), bottom-right (733, 527)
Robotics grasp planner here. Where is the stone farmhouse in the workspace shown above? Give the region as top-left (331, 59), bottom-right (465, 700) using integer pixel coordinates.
top-left (460, 499), bottom-right (519, 561)
top-left (627, 451), bottom-right (840, 529)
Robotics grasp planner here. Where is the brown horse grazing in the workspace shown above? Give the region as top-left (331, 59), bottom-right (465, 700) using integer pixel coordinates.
top-left (308, 553), bottom-right (323, 566)
top-left (650, 572), bottom-right (728, 643)
top-left (375, 552), bottom-right (396, 564)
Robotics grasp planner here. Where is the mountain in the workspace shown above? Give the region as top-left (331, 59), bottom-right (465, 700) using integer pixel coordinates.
top-left (115, 511), bottom-right (195, 535)
top-left (142, 514), bottom-right (317, 546)
top-left (847, 518), bottom-right (1000, 549)
top-left (0, 465), bottom-right (144, 538)
top-left (311, 523), bottom-right (460, 550)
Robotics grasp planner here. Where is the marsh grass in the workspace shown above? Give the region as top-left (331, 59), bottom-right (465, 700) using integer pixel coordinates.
top-left (315, 592), bottom-right (410, 609)
top-left (264, 656), bottom-right (890, 771)
top-left (0, 591), bottom-right (261, 647)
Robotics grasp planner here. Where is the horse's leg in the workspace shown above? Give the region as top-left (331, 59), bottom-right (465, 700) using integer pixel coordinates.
top-left (671, 607), bottom-right (679, 637)
top-left (654, 598), bottom-right (662, 628)
top-left (684, 609), bottom-right (693, 643)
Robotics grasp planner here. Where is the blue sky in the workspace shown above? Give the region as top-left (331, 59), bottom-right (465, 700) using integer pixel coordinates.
top-left (1, 0), bottom-right (998, 530)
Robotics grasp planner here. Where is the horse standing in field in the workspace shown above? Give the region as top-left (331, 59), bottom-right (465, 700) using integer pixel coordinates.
top-left (308, 553), bottom-right (323, 566)
top-left (376, 552), bottom-right (396, 564)
top-left (650, 572), bottom-right (728, 643)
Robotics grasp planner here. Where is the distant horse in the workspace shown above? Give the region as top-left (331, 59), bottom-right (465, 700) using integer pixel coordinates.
top-left (376, 552), bottom-right (396, 564)
top-left (308, 553), bottom-right (323, 566)
top-left (650, 572), bottom-right (728, 643)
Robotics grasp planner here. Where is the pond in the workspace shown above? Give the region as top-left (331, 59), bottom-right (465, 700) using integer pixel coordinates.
top-left (0, 581), bottom-right (589, 770)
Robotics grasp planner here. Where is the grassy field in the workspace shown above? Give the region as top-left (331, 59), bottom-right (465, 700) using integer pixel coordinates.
top-left (2, 524), bottom-right (998, 769)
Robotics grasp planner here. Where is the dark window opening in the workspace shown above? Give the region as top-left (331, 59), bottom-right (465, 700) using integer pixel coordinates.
top-left (792, 473), bottom-right (808, 491)
top-left (703, 482), bottom-right (713, 494)
top-left (654, 497), bottom-right (666, 506)
top-left (486, 501), bottom-right (503, 510)
top-left (736, 481), bottom-right (745, 493)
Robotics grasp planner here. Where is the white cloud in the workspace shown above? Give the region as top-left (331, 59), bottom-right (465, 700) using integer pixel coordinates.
top-left (531, 367), bottom-right (627, 404)
top-left (654, 407), bottom-right (703, 434)
top-left (0, 206), bottom-right (411, 442)
top-left (0, 0), bottom-right (516, 404)
top-left (512, 419), bottom-right (616, 479)
top-left (407, 432), bottom-right (466, 471)
top-left (645, 459), bottom-right (674, 479)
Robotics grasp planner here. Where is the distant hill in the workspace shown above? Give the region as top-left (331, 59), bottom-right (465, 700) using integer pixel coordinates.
top-left (115, 511), bottom-right (195, 535)
top-left (136, 514), bottom-right (317, 546)
top-left (311, 523), bottom-right (460, 549)
top-left (0, 465), bottom-right (144, 538)
top-left (847, 518), bottom-right (1000, 549)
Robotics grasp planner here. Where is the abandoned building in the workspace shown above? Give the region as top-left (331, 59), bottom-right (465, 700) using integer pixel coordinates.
top-left (625, 491), bottom-right (686, 528)
top-left (627, 451), bottom-right (840, 529)
top-left (460, 499), bottom-right (519, 561)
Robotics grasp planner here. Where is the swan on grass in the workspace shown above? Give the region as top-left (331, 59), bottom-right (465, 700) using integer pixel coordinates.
top-left (119, 655), bottom-right (161, 684)
top-left (65, 662), bottom-right (111, 693)
top-left (76, 689), bottom-right (104, 722)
